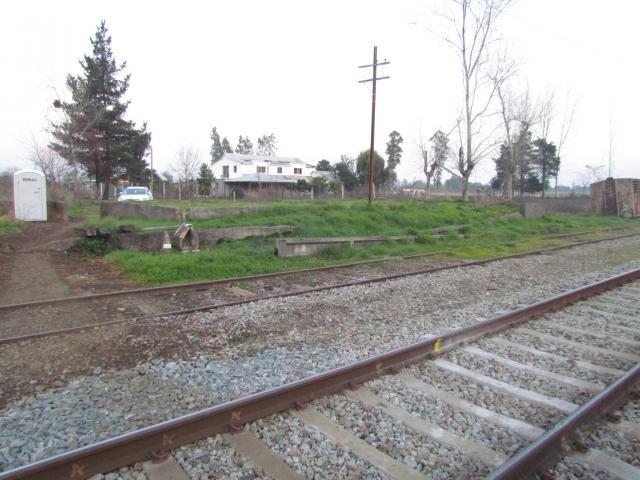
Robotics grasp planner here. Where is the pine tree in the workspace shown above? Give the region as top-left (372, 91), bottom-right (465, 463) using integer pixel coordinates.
top-left (50, 21), bottom-right (150, 199)
top-left (532, 138), bottom-right (560, 197)
top-left (210, 127), bottom-right (224, 162)
top-left (197, 163), bottom-right (215, 196)
top-left (222, 137), bottom-right (233, 155)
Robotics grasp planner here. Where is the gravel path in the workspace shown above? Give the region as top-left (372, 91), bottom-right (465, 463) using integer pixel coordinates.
top-left (1, 236), bottom-right (639, 475)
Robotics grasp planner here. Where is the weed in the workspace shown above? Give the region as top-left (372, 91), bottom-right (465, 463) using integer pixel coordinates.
top-left (70, 237), bottom-right (114, 257)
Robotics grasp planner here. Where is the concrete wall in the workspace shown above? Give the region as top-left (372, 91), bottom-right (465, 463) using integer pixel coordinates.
top-left (277, 235), bottom-right (415, 257)
top-left (187, 205), bottom-right (269, 219)
top-left (0, 200), bottom-right (67, 221)
top-left (108, 225), bottom-right (299, 251)
top-left (590, 178), bottom-right (640, 218)
top-left (100, 201), bottom-right (278, 221)
top-left (519, 197), bottom-right (593, 219)
top-left (100, 201), bottom-right (183, 221)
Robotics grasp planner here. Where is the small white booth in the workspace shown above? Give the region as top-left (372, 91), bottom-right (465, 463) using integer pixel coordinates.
top-left (13, 169), bottom-right (47, 221)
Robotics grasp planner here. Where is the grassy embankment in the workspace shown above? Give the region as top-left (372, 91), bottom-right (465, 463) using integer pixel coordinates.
top-left (0, 218), bottom-right (22, 235)
top-left (93, 199), bottom-right (638, 284)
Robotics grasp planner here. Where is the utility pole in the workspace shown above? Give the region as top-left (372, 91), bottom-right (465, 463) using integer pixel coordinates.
top-left (359, 46), bottom-right (389, 206)
top-left (149, 145), bottom-right (154, 194)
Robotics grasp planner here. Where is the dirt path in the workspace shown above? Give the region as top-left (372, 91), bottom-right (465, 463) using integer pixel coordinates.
top-left (0, 252), bottom-right (71, 304)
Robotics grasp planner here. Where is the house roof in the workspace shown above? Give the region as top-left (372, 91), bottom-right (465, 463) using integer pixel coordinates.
top-left (224, 173), bottom-right (313, 184)
top-left (311, 170), bottom-right (338, 181)
top-left (216, 153), bottom-right (314, 168)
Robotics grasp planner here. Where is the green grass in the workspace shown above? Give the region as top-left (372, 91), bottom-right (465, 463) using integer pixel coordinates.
top-left (0, 218), bottom-right (22, 235)
top-left (69, 199), bottom-right (101, 221)
top-left (97, 199), bottom-right (639, 284)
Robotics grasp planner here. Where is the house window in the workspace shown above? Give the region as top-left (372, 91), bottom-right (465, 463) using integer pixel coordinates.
top-left (277, 167), bottom-right (282, 174)
top-left (294, 168), bottom-right (302, 174)
top-left (257, 166), bottom-right (266, 173)
top-left (222, 166), bottom-right (229, 178)
top-left (233, 166), bottom-right (237, 173)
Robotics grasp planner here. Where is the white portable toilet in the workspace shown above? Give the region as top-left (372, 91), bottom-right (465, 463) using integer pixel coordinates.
top-left (13, 169), bottom-right (47, 221)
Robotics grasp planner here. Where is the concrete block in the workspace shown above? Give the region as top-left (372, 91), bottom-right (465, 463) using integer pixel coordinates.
top-left (276, 235), bottom-right (415, 257)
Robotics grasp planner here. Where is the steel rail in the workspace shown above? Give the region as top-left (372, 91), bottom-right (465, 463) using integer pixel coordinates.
top-left (0, 226), bottom-right (635, 312)
top-left (485, 363), bottom-right (640, 480)
top-left (1, 267), bottom-right (639, 480)
top-left (1, 232), bottom-right (639, 346)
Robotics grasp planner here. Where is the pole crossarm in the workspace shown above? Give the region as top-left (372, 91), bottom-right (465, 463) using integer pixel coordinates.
top-left (358, 76), bottom-right (390, 83)
top-left (358, 61), bottom-right (390, 68)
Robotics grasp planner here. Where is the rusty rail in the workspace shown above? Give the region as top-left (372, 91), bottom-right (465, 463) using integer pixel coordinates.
top-left (0, 227), bottom-right (636, 312)
top-left (486, 363), bottom-right (640, 480)
top-left (2, 232), bottom-right (639, 345)
top-left (1, 267), bottom-right (639, 480)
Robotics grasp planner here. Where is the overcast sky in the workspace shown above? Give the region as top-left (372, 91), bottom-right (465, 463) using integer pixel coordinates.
top-left (1, 0), bottom-right (638, 186)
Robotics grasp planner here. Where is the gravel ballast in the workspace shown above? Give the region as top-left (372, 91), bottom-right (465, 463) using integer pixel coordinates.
top-left (1, 237), bottom-right (639, 473)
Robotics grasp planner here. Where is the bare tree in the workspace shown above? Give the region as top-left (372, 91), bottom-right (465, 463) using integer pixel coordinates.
top-left (172, 145), bottom-right (201, 199)
top-left (435, 0), bottom-right (513, 200)
top-left (489, 53), bottom-right (520, 198)
top-left (539, 89), bottom-right (555, 140)
top-left (30, 133), bottom-right (70, 185)
top-left (582, 164), bottom-right (605, 189)
top-left (553, 92), bottom-right (578, 195)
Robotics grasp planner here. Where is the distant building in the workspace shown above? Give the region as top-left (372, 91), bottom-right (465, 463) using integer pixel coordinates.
top-left (212, 153), bottom-right (324, 198)
top-left (212, 154), bottom-right (314, 182)
top-left (591, 178), bottom-right (640, 217)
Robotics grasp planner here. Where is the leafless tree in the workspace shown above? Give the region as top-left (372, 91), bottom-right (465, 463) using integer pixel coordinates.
top-left (30, 133), bottom-right (70, 185)
top-left (434, 0), bottom-right (513, 200)
top-left (581, 164), bottom-right (605, 189)
top-left (553, 92), bottom-right (578, 194)
top-left (489, 53), bottom-right (520, 198)
top-left (539, 89), bottom-right (555, 140)
top-left (417, 138), bottom-right (437, 193)
top-left (172, 145), bottom-right (201, 199)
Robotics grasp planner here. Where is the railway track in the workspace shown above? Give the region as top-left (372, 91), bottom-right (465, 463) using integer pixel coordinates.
top-left (1, 229), bottom-right (639, 345)
top-left (1, 268), bottom-right (638, 480)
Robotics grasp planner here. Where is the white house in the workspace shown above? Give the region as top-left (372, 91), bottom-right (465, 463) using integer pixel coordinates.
top-left (212, 153), bottom-right (315, 183)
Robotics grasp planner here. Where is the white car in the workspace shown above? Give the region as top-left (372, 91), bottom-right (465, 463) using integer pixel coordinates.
top-left (117, 186), bottom-right (153, 202)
